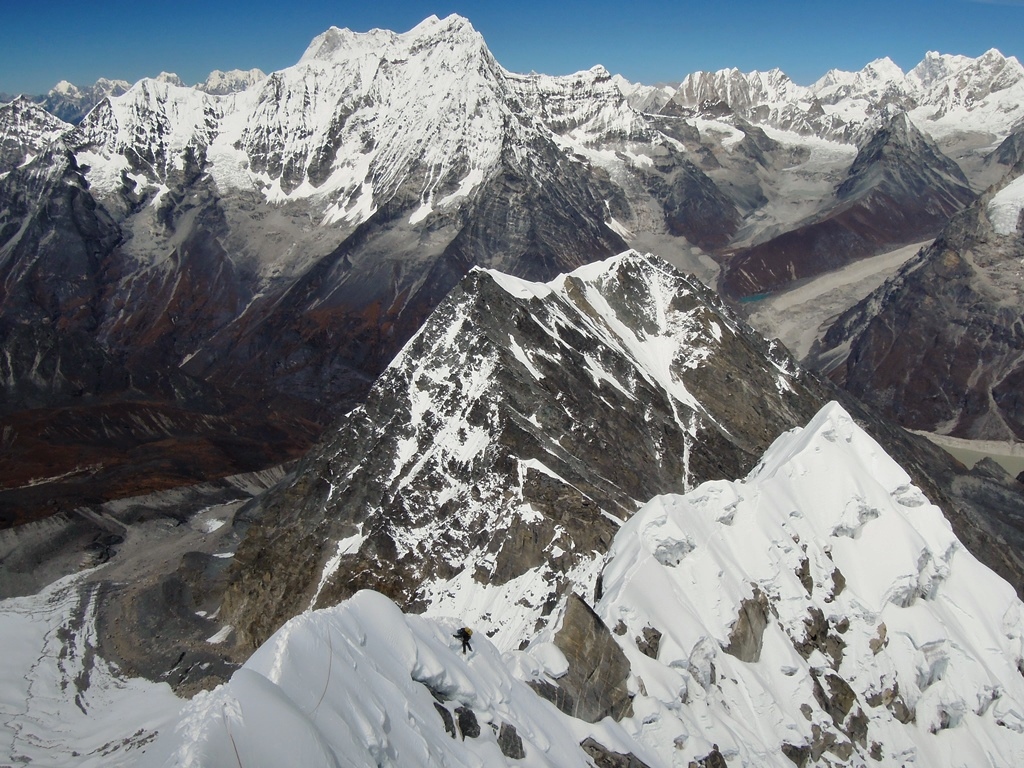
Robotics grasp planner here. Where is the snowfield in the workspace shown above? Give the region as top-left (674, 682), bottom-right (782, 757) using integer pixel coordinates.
top-left (4, 402), bottom-right (1024, 766)
top-left (988, 174), bottom-right (1024, 235)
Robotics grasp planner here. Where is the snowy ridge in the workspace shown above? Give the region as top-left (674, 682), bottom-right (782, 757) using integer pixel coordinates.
top-left (597, 402), bottom-right (1024, 765)
top-left (137, 403), bottom-right (1024, 767)
top-left (137, 592), bottom-right (604, 768)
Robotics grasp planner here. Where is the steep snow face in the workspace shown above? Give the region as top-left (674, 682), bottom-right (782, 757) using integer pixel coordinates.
top-left (676, 67), bottom-right (808, 114)
top-left (138, 403), bottom-right (1024, 768)
top-left (906, 50), bottom-right (1024, 139)
top-left (598, 401), bottom-right (1024, 765)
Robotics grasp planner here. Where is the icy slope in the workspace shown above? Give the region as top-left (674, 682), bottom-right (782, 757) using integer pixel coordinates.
top-left (137, 591), bottom-right (604, 768)
top-left (598, 401), bottom-right (1024, 765)
top-left (138, 402), bottom-right (1024, 767)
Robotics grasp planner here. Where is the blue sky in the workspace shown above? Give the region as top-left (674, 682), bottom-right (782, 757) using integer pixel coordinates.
top-left (1, 0), bottom-right (1022, 95)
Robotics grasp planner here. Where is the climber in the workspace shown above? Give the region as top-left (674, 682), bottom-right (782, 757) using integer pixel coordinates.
top-left (454, 626), bottom-right (473, 654)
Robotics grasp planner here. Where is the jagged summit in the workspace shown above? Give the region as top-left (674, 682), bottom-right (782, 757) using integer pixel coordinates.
top-left (298, 13), bottom-right (483, 65)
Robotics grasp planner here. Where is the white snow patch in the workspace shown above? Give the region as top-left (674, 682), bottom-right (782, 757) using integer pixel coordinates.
top-left (310, 527), bottom-right (366, 608)
top-left (205, 625), bottom-right (233, 644)
top-left (988, 175), bottom-right (1024, 235)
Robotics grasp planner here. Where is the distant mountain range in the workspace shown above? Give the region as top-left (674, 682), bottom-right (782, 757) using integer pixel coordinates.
top-left (1, 13), bottom-right (1022, 520)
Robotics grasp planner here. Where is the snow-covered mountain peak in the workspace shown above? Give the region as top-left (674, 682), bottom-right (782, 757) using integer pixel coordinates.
top-left (907, 48), bottom-right (1024, 99)
top-left (153, 71), bottom-right (185, 87)
top-left (51, 79), bottom-right (79, 97)
top-left (610, 74), bottom-right (676, 113)
top-left (298, 14), bottom-right (484, 67)
top-left (298, 24), bottom-right (399, 64)
top-left (407, 12), bottom-right (481, 41)
top-left (74, 74), bottom-right (219, 186)
top-left (197, 68), bottom-right (266, 95)
top-left (596, 399), bottom-right (1024, 765)
top-left (863, 56), bottom-right (905, 80)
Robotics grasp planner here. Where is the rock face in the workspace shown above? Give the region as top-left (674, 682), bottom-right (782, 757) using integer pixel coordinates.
top-left (721, 113), bottom-right (975, 298)
top-left (813, 149), bottom-right (1024, 441)
top-left (546, 593), bottom-right (634, 722)
top-left (220, 252), bottom-right (834, 650)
